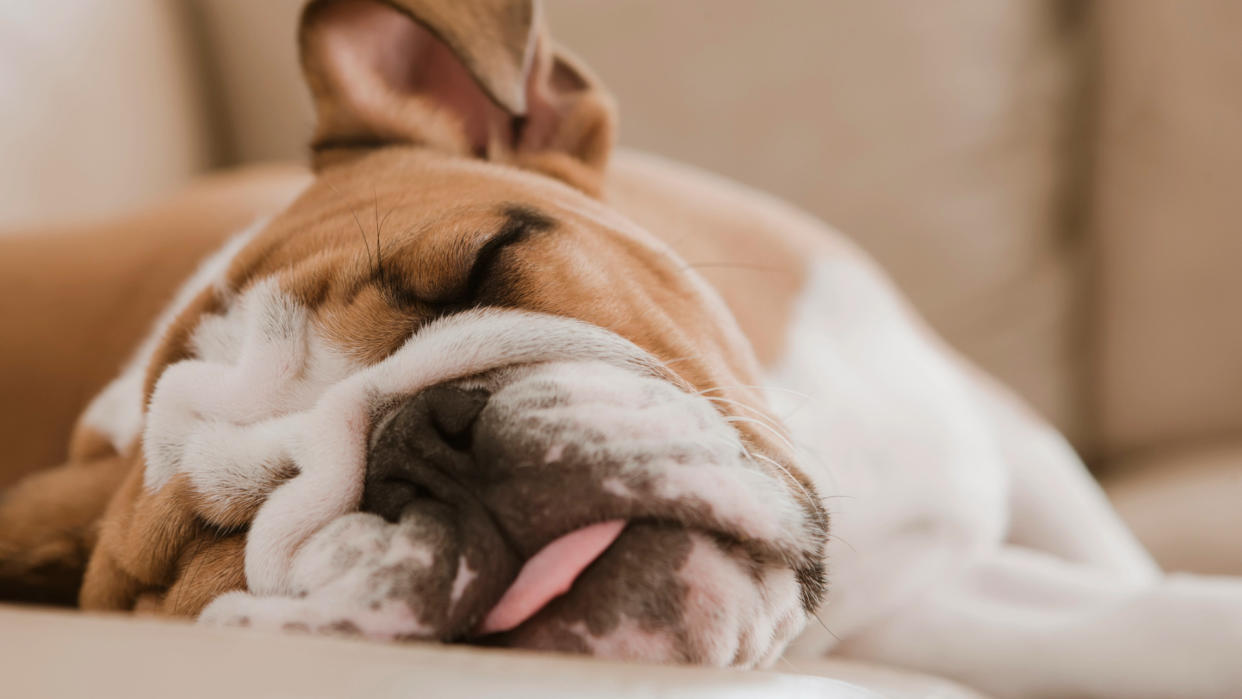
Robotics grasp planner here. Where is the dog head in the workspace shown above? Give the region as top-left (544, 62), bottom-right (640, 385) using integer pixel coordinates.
top-left (63, 0), bottom-right (827, 667)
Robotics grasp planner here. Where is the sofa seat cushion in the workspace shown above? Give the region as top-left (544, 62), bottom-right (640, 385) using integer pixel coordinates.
top-left (0, 605), bottom-right (951, 698)
top-left (1106, 442), bottom-right (1242, 576)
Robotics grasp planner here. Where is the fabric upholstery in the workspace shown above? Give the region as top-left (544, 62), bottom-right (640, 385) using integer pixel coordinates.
top-left (0, 606), bottom-right (891, 698)
top-left (1107, 443), bottom-right (1242, 576)
top-left (184, 0), bottom-right (312, 164)
top-left (0, 1), bottom-right (212, 228)
top-left (1090, 0), bottom-right (1242, 459)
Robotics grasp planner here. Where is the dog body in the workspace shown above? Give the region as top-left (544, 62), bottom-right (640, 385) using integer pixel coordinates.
top-left (4, 2), bottom-right (1242, 697)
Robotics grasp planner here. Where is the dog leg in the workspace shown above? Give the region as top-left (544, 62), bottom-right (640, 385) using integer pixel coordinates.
top-left (966, 369), bottom-right (1159, 582)
top-left (0, 454), bottom-right (130, 604)
top-left (837, 545), bottom-right (1242, 698)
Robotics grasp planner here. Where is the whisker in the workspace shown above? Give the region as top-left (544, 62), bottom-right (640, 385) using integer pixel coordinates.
top-left (701, 393), bottom-right (779, 421)
top-left (661, 354), bottom-right (704, 366)
top-left (780, 398), bottom-right (816, 423)
top-left (827, 533), bottom-right (856, 553)
top-left (812, 613), bottom-right (840, 641)
top-left (372, 187), bottom-right (383, 276)
top-left (323, 180), bottom-right (376, 274)
top-left (378, 205), bottom-right (396, 230)
top-left (377, 220), bottom-right (422, 263)
top-left (790, 440), bottom-right (838, 483)
top-left (746, 450), bottom-right (818, 513)
top-left (351, 209), bottom-right (375, 273)
top-left (723, 414), bottom-right (797, 453)
top-left (680, 261), bottom-right (792, 275)
top-left (701, 395), bottom-right (788, 437)
top-left (698, 383), bottom-right (816, 403)
top-left (703, 385), bottom-right (813, 429)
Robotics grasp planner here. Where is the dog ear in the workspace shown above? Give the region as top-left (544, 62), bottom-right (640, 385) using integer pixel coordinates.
top-left (300, 0), bottom-right (615, 192)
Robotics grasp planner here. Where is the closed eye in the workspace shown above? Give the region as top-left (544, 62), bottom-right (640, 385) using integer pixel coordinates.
top-left (371, 204), bottom-right (557, 311)
top-left (457, 205), bottom-right (556, 306)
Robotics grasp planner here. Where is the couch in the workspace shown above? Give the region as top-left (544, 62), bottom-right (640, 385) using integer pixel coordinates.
top-left (3, 0), bottom-right (1240, 695)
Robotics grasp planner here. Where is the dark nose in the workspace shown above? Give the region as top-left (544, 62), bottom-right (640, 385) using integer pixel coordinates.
top-left (361, 385), bottom-right (490, 522)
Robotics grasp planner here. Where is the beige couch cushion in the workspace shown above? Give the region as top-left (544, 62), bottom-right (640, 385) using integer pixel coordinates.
top-left (185, 0), bottom-right (312, 163)
top-left (1107, 442), bottom-right (1242, 576)
top-left (0, 1), bottom-right (212, 228)
top-left (0, 605), bottom-right (991, 698)
top-left (1091, 0), bottom-right (1242, 459)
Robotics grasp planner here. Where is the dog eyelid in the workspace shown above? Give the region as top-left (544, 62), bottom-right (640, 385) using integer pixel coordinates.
top-left (462, 205), bottom-right (558, 298)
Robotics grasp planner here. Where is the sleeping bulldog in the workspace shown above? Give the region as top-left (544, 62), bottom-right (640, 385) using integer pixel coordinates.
top-left (3, 1), bottom-right (1242, 696)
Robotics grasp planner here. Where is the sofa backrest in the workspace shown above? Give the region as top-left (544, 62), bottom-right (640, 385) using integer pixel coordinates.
top-left (1091, 0), bottom-right (1242, 464)
top-left (0, 1), bottom-right (212, 227)
top-left (3, 1), bottom-right (1240, 467)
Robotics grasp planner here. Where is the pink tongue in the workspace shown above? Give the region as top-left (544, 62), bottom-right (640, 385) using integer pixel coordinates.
top-left (478, 519), bottom-right (626, 635)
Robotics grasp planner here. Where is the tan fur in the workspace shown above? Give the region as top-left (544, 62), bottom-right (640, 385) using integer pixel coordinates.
top-left (0, 443), bottom-right (130, 604)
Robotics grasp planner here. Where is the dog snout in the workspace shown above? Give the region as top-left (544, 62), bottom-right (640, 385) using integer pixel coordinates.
top-left (361, 385), bottom-right (490, 522)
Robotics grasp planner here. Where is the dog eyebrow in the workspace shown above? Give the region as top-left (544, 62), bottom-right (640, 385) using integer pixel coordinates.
top-left (367, 204), bottom-right (559, 311)
top-left (462, 204), bottom-right (558, 292)
top-left (495, 204), bottom-right (557, 243)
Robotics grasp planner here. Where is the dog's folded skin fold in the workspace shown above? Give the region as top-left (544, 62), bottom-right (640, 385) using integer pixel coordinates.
top-left (157, 285), bottom-right (825, 662)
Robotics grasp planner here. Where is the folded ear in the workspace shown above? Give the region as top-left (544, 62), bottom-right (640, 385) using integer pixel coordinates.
top-left (300, 0), bottom-right (615, 191)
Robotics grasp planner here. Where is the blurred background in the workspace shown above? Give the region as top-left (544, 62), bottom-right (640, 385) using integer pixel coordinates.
top-left (2, 1), bottom-right (1240, 574)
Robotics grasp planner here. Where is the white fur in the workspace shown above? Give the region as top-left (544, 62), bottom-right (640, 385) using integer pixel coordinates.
top-left (79, 219), bottom-right (271, 454)
top-left (839, 549), bottom-right (1242, 698)
top-left (201, 590), bottom-right (431, 640)
top-left (674, 532), bottom-right (805, 666)
top-left (449, 557), bottom-right (477, 608)
top-left (773, 256), bottom-right (1242, 697)
top-left (770, 258), bottom-right (1008, 649)
top-left (571, 618), bottom-right (677, 663)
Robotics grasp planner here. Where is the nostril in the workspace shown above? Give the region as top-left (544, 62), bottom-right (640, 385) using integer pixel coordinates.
top-left (360, 384), bottom-right (491, 522)
top-left (432, 417), bottom-right (474, 452)
top-left (368, 478), bottom-right (427, 523)
top-left (425, 386), bottom-right (489, 452)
